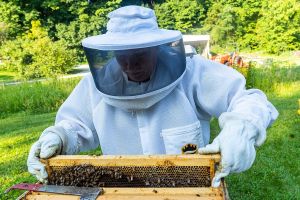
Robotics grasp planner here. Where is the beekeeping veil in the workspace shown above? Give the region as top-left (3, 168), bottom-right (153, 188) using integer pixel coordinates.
top-left (82, 6), bottom-right (186, 110)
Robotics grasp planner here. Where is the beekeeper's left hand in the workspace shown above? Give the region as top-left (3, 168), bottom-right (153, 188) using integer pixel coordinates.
top-left (27, 126), bottom-right (64, 183)
top-left (198, 117), bottom-right (260, 187)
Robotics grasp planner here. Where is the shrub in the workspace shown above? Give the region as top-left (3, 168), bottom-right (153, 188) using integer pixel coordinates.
top-left (0, 21), bottom-right (76, 79)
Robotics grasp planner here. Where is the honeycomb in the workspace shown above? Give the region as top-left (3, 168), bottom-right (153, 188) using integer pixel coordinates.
top-left (48, 164), bottom-right (211, 187)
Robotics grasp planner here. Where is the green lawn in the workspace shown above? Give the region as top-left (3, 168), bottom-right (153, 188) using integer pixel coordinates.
top-left (0, 70), bottom-right (299, 199)
top-left (1, 86), bottom-right (299, 200)
top-left (226, 92), bottom-right (300, 199)
top-left (0, 112), bottom-right (56, 199)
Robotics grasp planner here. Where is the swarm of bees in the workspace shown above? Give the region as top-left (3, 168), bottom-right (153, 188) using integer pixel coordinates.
top-left (48, 164), bottom-right (211, 187)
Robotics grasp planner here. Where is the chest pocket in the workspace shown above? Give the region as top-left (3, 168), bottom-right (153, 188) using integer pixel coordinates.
top-left (161, 121), bottom-right (204, 154)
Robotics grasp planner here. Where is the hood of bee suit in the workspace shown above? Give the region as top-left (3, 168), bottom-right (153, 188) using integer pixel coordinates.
top-left (82, 6), bottom-right (186, 110)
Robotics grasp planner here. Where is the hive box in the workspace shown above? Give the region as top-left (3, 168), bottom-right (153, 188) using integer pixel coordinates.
top-left (19, 154), bottom-right (229, 200)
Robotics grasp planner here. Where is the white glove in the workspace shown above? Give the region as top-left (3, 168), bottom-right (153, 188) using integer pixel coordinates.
top-left (198, 119), bottom-right (258, 187)
top-left (27, 129), bottom-right (62, 183)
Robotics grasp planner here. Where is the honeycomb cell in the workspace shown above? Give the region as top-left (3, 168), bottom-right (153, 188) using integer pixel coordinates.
top-left (49, 165), bottom-right (211, 187)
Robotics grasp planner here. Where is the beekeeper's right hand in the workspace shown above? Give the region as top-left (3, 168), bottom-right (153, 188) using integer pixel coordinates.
top-left (27, 126), bottom-right (63, 183)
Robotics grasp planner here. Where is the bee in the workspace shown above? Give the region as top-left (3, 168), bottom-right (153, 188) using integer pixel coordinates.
top-left (171, 181), bottom-right (176, 187)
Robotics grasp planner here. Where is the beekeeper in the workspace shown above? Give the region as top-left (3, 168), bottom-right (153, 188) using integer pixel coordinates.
top-left (27, 6), bottom-right (278, 187)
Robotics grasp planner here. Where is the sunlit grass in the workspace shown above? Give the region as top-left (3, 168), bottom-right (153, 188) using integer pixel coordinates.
top-left (0, 112), bottom-right (56, 200)
top-left (207, 80), bottom-right (300, 199)
top-left (0, 62), bottom-right (299, 199)
top-left (225, 89), bottom-right (300, 199)
top-left (271, 82), bottom-right (300, 97)
top-left (200, 66), bottom-right (300, 199)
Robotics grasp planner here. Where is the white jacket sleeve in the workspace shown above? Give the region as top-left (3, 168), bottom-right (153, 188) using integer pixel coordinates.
top-left (53, 75), bottom-right (101, 154)
top-left (185, 56), bottom-right (278, 145)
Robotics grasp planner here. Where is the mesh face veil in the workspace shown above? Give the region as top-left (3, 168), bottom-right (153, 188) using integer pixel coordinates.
top-left (83, 39), bottom-right (186, 97)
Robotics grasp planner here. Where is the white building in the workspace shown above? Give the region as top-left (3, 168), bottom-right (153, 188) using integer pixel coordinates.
top-left (183, 35), bottom-right (210, 58)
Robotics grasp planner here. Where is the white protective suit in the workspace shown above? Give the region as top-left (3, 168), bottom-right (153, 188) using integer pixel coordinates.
top-left (27, 5), bottom-right (279, 185)
top-left (53, 55), bottom-right (278, 156)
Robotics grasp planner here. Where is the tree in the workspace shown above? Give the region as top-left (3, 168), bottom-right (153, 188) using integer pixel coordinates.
top-left (154, 0), bottom-right (205, 33)
top-left (55, 0), bottom-right (122, 61)
top-left (1, 21), bottom-right (76, 79)
top-left (0, 2), bottom-right (24, 37)
top-left (255, 0), bottom-right (300, 53)
top-left (234, 0), bottom-right (262, 50)
top-left (201, 2), bottom-right (239, 47)
top-left (0, 22), bottom-right (9, 46)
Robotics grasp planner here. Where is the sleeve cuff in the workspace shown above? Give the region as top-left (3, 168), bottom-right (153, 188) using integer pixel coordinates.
top-left (218, 112), bottom-right (266, 146)
top-left (40, 124), bottom-right (78, 155)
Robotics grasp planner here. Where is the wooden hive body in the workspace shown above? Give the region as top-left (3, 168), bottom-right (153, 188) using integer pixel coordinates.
top-left (20, 154), bottom-right (229, 200)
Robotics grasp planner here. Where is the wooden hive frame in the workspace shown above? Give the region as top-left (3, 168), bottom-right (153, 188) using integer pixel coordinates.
top-left (21, 154), bottom-right (229, 200)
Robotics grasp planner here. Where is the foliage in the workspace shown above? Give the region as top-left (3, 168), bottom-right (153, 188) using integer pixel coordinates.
top-left (255, 0), bottom-right (300, 54)
top-left (0, 22), bottom-right (9, 46)
top-left (235, 0), bottom-right (262, 50)
top-left (54, 0), bottom-right (122, 61)
top-left (154, 0), bottom-right (205, 33)
top-left (0, 21), bottom-right (76, 79)
top-left (201, 2), bottom-right (240, 47)
top-left (0, 0), bottom-right (300, 80)
top-left (199, 0), bottom-right (300, 54)
top-left (0, 2), bottom-right (25, 37)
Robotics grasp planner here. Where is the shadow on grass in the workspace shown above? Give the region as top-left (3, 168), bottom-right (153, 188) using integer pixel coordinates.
top-left (68, 68), bottom-right (89, 74)
top-left (0, 112), bottom-right (56, 137)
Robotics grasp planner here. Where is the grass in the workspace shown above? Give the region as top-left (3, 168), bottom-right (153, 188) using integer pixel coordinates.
top-left (0, 63), bottom-right (299, 199)
top-left (0, 111), bottom-right (102, 200)
top-left (209, 83), bottom-right (300, 199)
top-left (0, 71), bottom-right (17, 83)
top-left (225, 91), bottom-right (300, 199)
top-left (245, 62), bottom-right (300, 93)
top-left (0, 78), bottom-right (80, 118)
top-left (0, 112), bottom-right (56, 199)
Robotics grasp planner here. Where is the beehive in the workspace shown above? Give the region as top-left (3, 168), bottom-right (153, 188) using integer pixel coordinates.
top-left (20, 154), bottom-right (229, 200)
